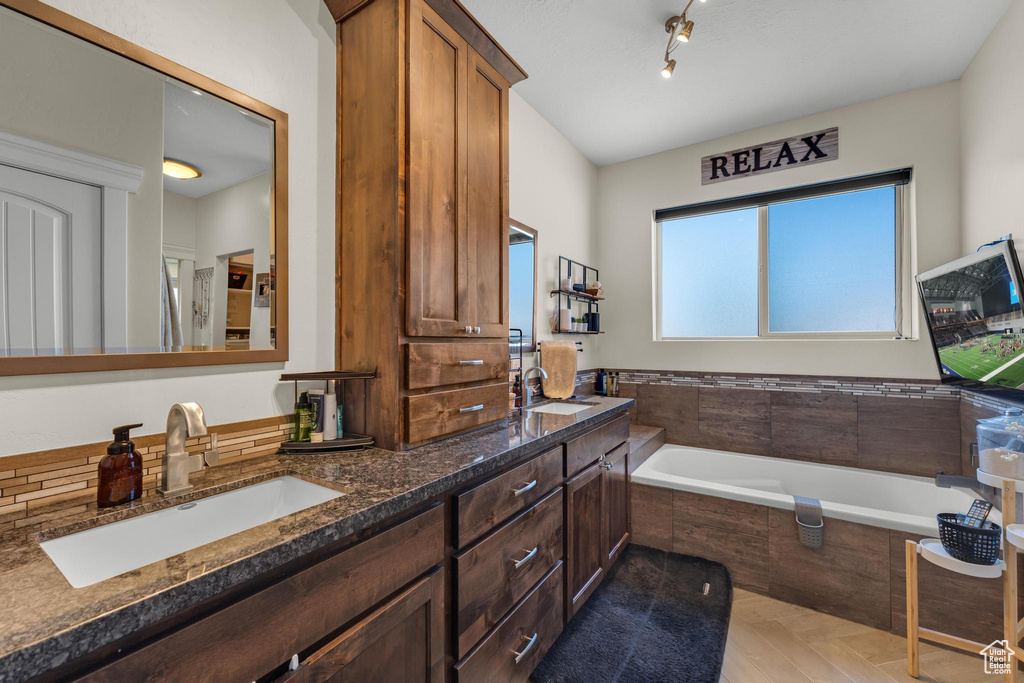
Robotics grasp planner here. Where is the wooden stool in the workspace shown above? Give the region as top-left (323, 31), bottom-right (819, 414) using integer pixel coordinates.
top-left (906, 475), bottom-right (1017, 681)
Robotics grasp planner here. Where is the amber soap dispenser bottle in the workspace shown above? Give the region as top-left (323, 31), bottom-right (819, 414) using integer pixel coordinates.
top-left (97, 424), bottom-right (144, 508)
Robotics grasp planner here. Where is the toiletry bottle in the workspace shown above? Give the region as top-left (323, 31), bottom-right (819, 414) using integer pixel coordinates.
top-left (309, 389), bottom-right (325, 443)
top-left (323, 381), bottom-right (339, 441)
top-left (513, 375), bottom-right (522, 407)
top-left (97, 424), bottom-right (144, 508)
top-left (595, 369), bottom-right (606, 395)
top-left (293, 391), bottom-right (314, 443)
top-left (337, 402), bottom-right (345, 438)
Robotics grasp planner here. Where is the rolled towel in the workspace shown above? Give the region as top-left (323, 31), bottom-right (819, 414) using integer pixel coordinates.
top-left (540, 341), bottom-right (578, 399)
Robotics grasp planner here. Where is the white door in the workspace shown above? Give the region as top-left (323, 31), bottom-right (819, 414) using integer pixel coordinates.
top-left (0, 163), bottom-right (102, 354)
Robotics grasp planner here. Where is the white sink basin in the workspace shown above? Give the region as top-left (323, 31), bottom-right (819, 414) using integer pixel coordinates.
top-left (528, 402), bottom-right (596, 415)
top-left (40, 476), bottom-right (343, 588)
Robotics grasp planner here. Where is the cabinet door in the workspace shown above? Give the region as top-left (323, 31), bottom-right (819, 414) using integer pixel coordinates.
top-left (603, 443), bottom-right (630, 569)
top-left (281, 568), bottom-right (445, 682)
top-left (464, 49), bottom-right (509, 338)
top-left (564, 460), bottom-right (605, 620)
top-left (407, 0), bottom-right (469, 337)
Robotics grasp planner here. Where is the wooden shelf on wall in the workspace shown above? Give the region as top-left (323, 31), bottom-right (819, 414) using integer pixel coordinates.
top-left (550, 289), bottom-right (604, 302)
top-left (553, 330), bottom-right (603, 335)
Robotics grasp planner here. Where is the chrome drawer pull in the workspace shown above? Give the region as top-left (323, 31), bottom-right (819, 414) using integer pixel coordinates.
top-left (459, 360), bottom-right (484, 366)
top-left (513, 633), bottom-right (539, 663)
top-left (459, 404), bottom-right (484, 413)
top-left (512, 479), bottom-right (537, 497)
top-left (513, 546), bottom-right (538, 569)
top-left (474, 326), bottom-right (482, 334)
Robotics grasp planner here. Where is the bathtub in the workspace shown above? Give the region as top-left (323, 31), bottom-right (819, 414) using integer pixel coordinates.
top-left (632, 443), bottom-right (997, 537)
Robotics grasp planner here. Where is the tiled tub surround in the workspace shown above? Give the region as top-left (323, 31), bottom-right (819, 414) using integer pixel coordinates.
top-left (0, 397), bottom-right (632, 680)
top-left (632, 483), bottom-right (1021, 645)
top-left (603, 369), bottom-right (973, 478)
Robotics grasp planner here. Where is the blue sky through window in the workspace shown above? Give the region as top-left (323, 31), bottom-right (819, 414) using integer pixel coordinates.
top-left (661, 208), bottom-right (758, 337)
top-left (510, 240), bottom-right (534, 344)
top-left (768, 187), bottom-right (895, 332)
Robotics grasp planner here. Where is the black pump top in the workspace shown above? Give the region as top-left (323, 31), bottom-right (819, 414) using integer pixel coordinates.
top-left (108, 423), bottom-right (143, 455)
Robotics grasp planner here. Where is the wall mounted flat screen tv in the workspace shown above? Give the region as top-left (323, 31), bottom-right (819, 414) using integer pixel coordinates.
top-left (917, 240), bottom-right (1024, 389)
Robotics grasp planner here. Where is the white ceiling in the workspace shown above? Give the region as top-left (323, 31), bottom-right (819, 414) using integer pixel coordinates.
top-left (461, 0), bottom-right (1012, 167)
top-left (163, 81), bottom-right (273, 198)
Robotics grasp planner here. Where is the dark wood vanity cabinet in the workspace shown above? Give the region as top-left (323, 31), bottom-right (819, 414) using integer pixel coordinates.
top-left (336, 0), bottom-right (524, 449)
top-left (278, 568), bottom-right (445, 682)
top-left (74, 506), bottom-right (445, 683)
top-left (563, 415), bottom-right (631, 619)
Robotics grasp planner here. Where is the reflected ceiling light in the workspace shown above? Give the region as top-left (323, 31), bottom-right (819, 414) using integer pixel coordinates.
top-left (163, 159), bottom-right (202, 179)
top-left (662, 1), bottom-right (705, 78)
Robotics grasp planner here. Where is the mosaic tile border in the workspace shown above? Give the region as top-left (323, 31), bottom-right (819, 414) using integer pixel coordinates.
top-left (599, 369), bottom-right (960, 401)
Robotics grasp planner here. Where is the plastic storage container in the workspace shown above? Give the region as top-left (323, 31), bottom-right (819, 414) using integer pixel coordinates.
top-left (977, 408), bottom-right (1024, 479)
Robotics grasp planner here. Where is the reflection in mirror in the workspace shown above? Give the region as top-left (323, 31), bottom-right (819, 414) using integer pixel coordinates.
top-left (509, 220), bottom-right (537, 351)
top-left (0, 4), bottom-right (276, 359)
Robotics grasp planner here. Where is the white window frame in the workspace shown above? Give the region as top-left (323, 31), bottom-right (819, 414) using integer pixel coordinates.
top-left (654, 173), bottom-right (913, 341)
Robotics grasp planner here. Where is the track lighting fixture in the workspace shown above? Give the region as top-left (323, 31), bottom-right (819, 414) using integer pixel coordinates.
top-left (662, 1), bottom-right (705, 79)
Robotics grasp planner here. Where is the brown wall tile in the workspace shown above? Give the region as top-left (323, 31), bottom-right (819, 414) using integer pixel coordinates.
top-left (857, 397), bottom-right (960, 476)
top-left (770, 392), bottom-right (858, 467)
top-left (630, 483), bottom-right (673, 550)
top-left (889, 531), bottom-right (1014, 644)
top-left (697, 387), bottom-right (771, 455)
top-left (674, 519), bottom-right (768, 593)
top-left (636, 384), bottom-right (698, 445)
top-left (673, 489), bottom-right (768, 536)
top-left (767, 508), bottom-right (891, 630)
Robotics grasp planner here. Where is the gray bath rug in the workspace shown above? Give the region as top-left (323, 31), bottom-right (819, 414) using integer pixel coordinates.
top-left (532, 545), bottom-right (732, 683)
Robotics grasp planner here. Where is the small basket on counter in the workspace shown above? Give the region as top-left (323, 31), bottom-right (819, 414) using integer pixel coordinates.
top-left (937, 512), bottom-right (1001, 565)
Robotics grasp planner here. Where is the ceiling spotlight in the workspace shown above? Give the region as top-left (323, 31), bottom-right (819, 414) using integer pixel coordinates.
top-left (662, 60), bottom-right (676, 79)
top-left (163, 159), bottom-right (202, 180)
top-left (678, 20), bottom-right (694, 42)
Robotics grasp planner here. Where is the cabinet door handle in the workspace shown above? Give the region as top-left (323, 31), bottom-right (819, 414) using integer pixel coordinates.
top-left (459, 360), bottom-right (484, 366)
top-left (512, 479), bottom-right (537, 497)
top-left (465, 325), bottom-right (473, 334)
top-left (513, 632), bottom-right (539, 663)
top-left (459, 404), bottom-right (484, 413)
top-left (602, 461), bottom-right (613, 470)
top-left (513, 546), bottom-right (538, 569)
top-left (474, 326), bottom-right (482, 334)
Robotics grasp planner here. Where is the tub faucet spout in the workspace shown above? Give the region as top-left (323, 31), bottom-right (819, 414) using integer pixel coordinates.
top-left (935, 471), bottom-right (1000, 509)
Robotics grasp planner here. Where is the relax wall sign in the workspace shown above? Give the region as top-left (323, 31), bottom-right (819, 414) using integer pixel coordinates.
top-left (700, 127), bottom-right (838, 185)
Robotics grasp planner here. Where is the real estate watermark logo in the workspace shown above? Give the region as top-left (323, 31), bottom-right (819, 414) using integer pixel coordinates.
top-left (981, 640), bottom-right (1015, 675)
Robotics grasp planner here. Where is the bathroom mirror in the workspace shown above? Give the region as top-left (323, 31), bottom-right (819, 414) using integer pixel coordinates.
top-left (510, 220), bottom-right (537, 352)
top-left (0, 0), bottom-right (288, 375)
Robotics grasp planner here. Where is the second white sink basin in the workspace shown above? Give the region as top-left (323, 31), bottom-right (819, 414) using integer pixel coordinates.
top-left (529, 401), bottom-right (596, 415)
top-left (40, 476), bottom-right (343, 588)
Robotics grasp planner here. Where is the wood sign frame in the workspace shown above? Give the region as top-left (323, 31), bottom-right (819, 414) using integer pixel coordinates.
top-left (701, 127), bottom-right (838, 185)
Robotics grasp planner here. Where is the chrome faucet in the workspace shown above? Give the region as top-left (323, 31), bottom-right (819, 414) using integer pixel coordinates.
top-left (159, 402), bottom-right (220, 497)
top-left (522, 367), bottom-right (548, 409)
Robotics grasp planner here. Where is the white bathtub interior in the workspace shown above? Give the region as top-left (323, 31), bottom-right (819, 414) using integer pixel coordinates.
top-left (632, 444), bottom-right (997, 537)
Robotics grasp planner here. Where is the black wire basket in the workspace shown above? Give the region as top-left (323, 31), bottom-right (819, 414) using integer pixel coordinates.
top-left (937, 513), bottom-right (1001, 565)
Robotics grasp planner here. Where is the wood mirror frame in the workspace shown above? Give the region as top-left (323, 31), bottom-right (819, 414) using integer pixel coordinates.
top-left (0, 0), bottom-right (288, 376)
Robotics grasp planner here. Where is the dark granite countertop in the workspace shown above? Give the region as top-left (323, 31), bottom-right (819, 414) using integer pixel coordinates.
top-left (0, 396), bottom-right (632, 681)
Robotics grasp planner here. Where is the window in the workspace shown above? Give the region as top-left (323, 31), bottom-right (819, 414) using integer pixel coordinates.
top-left (656, 169), bottom-right (910, 339)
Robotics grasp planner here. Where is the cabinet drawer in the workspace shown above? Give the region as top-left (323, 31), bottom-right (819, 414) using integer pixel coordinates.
top-left (406, 342), bottom-right (507, 389)
top-left (406, 383), bottom-right (508, 443)
top-left (454, 562), bottom-right (564, 683)
top-left (79, 505), bottom-right (444, 682)
top-left (564, 412), bottom-right (629, 478)
top-left (455, 487), bottom-right (563, 658)
top-left (455, 445), bottom-right (562, 548)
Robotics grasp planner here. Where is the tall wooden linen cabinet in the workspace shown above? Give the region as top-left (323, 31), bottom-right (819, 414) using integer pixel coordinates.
top-left (332, 0), bottom-right (526, 450)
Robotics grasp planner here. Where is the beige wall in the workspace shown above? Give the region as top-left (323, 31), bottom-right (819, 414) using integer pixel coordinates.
top-left (0, 0), bottom-right (337, 457)
top-left (0, 9), bottom-right (165, 348)
top-left (509, 91), bottom-right (600, 373)
top-left (960, 0), bottom-right (1024, 252)
top-left (593, 82), bottom-right (962, 380)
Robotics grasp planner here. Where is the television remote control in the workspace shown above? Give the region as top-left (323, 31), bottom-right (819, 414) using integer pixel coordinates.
top-left (964, 499), bottom-right (993, 528)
